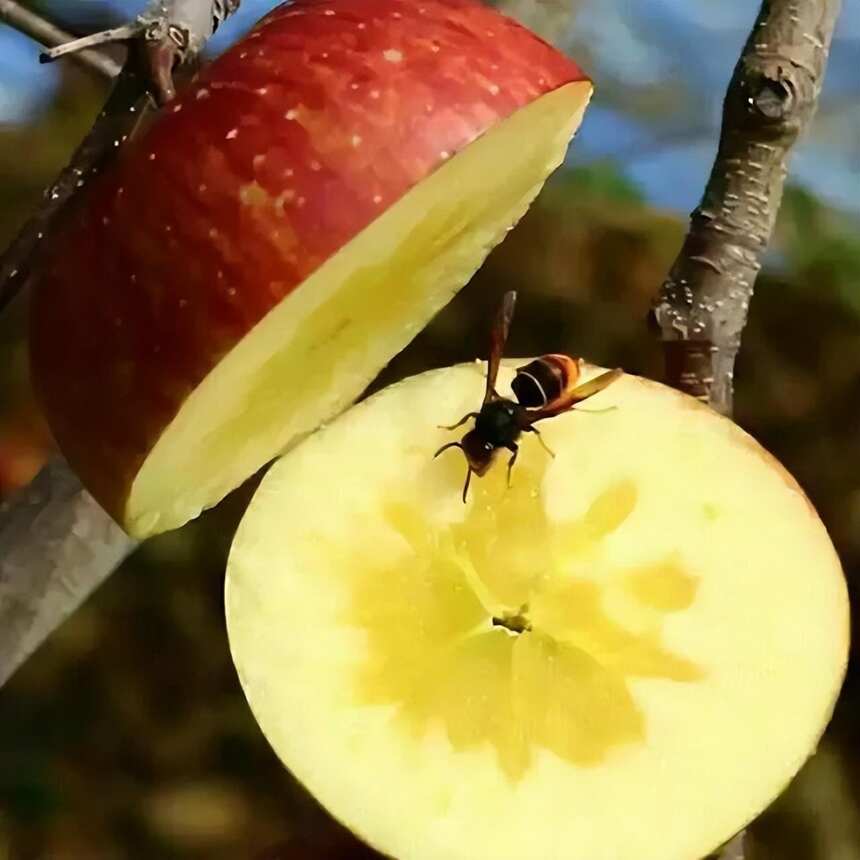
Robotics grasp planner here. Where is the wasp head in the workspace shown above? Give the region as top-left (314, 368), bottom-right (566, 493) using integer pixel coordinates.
top-left (461, 429), bottom-right (495, 476)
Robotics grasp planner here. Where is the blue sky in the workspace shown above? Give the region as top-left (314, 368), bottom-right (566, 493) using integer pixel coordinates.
top-left (1, 0), bottom-right (858, 214)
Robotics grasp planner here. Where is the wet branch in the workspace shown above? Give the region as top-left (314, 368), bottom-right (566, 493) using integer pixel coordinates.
top-left (653, 0), bottom-right (842, 415)
top-left (0, 0), bottom-right (239, 686)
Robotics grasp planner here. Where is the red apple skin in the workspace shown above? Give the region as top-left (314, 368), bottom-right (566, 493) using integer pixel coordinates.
top-left (31, 0), bottom-right (589, 522)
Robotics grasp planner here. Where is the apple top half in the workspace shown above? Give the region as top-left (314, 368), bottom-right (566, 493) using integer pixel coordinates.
top-left (30, 0), bottom-right (592, 537)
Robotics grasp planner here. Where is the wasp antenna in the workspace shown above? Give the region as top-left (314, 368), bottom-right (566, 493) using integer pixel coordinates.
top-left (434, 441), bottom-right (464, 459)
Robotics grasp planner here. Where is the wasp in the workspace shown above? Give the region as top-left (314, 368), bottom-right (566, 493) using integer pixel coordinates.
top-left (435, 291), bottom-right (622, 501)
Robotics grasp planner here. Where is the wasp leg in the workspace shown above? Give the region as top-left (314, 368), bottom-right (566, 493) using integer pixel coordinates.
top-left (462, 467), bottom-right (473, 503)
top-left (434, 441), bottom-right (464, 459)
top-left (438, 412), bottom-right (480, 431)
top-left (527, 425), bottom-right (556, 458)
top-left (506, 443), bottom-right (519, 487)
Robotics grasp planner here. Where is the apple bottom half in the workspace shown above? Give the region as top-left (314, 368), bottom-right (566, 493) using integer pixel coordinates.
top-left (36, 81), bottom-right (589, 538)
top-left (226, 362), bottom-right (849, 860)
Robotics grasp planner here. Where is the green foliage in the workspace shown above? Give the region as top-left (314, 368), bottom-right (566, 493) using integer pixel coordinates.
top-left (776, 185), bottom-right (860, 315)
top-left (548, 161), bottom-right (645, 206)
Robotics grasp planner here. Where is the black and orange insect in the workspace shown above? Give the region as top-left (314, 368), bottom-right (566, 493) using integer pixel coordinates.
top-left (435, 291), bottom-right (622, 501)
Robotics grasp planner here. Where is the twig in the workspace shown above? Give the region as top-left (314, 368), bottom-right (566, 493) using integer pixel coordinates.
top-left (0, 0), bottom-right (240, 687)
top-left (0, 0), bottom-right (121, 79)
top-left (653, 0), bottom-right (842, 415)
top-left (40, 22), bottom-right (143, 65)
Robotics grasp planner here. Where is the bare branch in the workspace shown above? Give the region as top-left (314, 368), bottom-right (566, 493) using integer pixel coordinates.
top-left (0, 59), bottom-right (154, 317)
top-left (0, 0), bottom-right (241, 687)
top-left (0, 460), bottom-right (136, 687)
top-left (653, 0), bottom-right (842, 415)
top-left (0, 0), bottom-right (121, 79)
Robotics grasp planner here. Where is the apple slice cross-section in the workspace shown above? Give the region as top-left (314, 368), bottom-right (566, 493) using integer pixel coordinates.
top-left (226, 362), bottom-right (849, 860)
top-left (30, 0), bottom-right (592, 538)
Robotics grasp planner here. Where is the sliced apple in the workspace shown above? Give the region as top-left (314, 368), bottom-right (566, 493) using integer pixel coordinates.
top-left (226, 362), bottom-right (849, 860)
top-left (29, 0), bottom-right (591, 538)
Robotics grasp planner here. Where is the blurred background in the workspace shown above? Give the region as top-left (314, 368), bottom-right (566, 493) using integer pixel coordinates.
top-left (1, 0), bottom-right (859, 857)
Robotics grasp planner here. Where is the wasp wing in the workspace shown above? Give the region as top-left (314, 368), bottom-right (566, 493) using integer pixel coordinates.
top-left (484, 290), bottom-right (517, 404)
top-left (526, 368), bottom-right (623, 422)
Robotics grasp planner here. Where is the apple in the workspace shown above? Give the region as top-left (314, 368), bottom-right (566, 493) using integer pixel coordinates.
top-left (226, 361), bottom-right (849, 860)
top-left (29, 0), bottom-right (591, 538)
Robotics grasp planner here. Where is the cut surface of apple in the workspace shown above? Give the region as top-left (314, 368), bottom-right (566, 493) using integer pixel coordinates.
top-left (30, 0), bottom-right (591, 538)
top-left (226, 362), bottom-right (849, 860)
top-left (127, 83), bottom-right (588, 537)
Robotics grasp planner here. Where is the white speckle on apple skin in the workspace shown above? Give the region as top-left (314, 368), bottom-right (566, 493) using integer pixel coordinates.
top-left (226, 128), bottom-right (239, 140)
top-left (383, 49), bottom-right (403, 63)
top-left (275, 190), bottom-right (296, 213)
top-left (285, 109), bottom-right (298, 120)
top-left (351, 135), bottom-right (363, 147)
top-left (196, 89), bottom-right (210, 100)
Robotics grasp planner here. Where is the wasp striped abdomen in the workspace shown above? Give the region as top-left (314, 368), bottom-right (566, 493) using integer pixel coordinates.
top-left (512, 354), bottom-right (581, 409)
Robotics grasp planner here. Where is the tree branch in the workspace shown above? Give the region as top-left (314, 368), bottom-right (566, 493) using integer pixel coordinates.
top-left (653, 0), bottom-right (842, 415)
top-left (0, 0), bottom-right (121, 79)
top-left (0, 0), bottom-right (239, 687)
top-left (0, 59), bottom-right (154, 317)
top-left (0, 460), bottom-right (135, 687)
